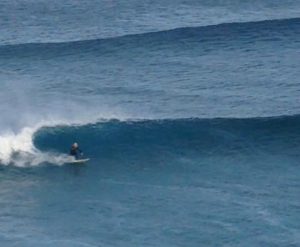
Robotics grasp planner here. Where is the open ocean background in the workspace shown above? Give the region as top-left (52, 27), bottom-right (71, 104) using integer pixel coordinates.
top-left (1, 1), bottom-right (300, 246)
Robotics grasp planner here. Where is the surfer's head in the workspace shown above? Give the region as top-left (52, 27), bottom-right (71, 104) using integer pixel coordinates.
top-left (72, 142), bottom-right (78, 148)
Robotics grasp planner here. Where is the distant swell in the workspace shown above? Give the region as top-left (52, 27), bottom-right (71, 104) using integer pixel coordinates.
top-left (1, 17), bottom-right (299, 58)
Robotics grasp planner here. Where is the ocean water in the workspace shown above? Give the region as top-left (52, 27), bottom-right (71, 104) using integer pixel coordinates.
top-left (1, 1), bottom-right (300, 246)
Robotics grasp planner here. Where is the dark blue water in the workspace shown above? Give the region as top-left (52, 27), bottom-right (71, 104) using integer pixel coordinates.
top-left (1, 1), bottom-right (300, 246)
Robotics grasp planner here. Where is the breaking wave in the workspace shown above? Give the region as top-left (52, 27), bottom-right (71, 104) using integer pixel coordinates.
top-left (1, 115), bottom-right (300, 167)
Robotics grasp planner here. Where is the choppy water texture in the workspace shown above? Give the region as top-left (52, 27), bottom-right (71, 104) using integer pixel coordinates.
top-left (0, 1), bottom-right (300, 246)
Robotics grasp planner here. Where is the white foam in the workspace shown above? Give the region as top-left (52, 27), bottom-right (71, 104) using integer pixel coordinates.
top-left (0, 127), bottom-right (36, 165)
top-left (0, 124), bottom-right (73, 167)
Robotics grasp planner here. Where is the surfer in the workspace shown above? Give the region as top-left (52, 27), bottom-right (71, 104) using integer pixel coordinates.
top-left (70, 142), bottom-right (83, 160)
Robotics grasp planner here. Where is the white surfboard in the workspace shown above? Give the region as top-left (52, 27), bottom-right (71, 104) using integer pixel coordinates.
top-left (70, 158), bottom-right (90, 164)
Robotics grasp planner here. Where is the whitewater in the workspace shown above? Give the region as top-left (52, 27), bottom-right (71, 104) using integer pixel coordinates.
top-left (1, 1), bottom-right (300, 246)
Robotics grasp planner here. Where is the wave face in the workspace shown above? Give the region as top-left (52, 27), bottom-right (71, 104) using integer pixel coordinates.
top-left (2, 115), bottom-right (299, 167)
top-left (32, 115), bottom-right (300, 164)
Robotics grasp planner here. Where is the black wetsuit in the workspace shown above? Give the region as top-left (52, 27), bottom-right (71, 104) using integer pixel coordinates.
top-left (70, 147), bottom-right (82, 159)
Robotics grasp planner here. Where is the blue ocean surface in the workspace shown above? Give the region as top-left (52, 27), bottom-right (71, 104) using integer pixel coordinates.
top-left (0, 1), bottom-right (300, 246)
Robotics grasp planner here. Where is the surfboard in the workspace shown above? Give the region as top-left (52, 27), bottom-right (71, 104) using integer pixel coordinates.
top-left (70, 158), bottom-right (90, 164)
